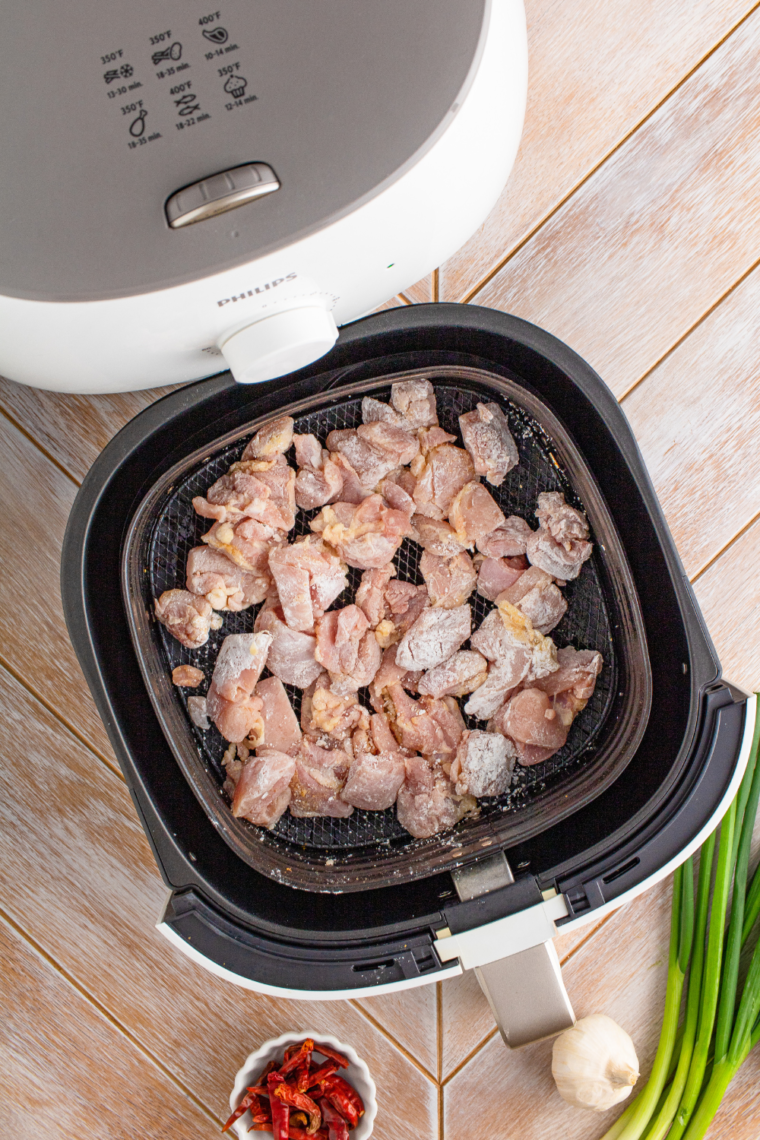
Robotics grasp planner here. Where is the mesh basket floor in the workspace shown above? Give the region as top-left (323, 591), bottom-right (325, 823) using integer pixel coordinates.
top-left (147, 382), bottom-right (616, 853)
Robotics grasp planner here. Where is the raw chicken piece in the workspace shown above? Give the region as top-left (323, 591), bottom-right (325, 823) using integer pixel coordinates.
top-left (419, 426), bottom-right (457, 453)
top-left (255, 676), bottom-right (302, 754)
top-left (154, 589), bottom-right (216, 648)
top-left (192, 461), bottom-right (295, 531)
top-left (254, 603), bottom-right (323, 688)
top-left (477, 515), bottom-right (533, 558)
top-left (390, 378), bottom-right (438, 428)
top-left (357, 420), bottom-right (420, 467)
top-left (533, 646), bottom-right (603, 725)
top-left (498, 564), bottom-right (568, 635)
top-left (229, 456), bottom-right (297, 532)
top-left (310, 494), bottom-right (415, 569)
top-left (379, 478), bottom-right (416, 517)
top-left (172, 665), bottom-right (204, 687)
top-left (209, 631), bottom-right (272, 703)
top-left (419, 550), bottom-right (477, 608)
top-left (187, 695), bottom-right (210, 730)
top-left (369, 644), bottom-right (423, 712)
top-left (449, 482), bottom-right (505, 546)
top-left (186, 546), bottom-right (270, 611)
top-left (293, 436), bottom-right (344, 511)
top-left (355, 565), bottom-right (396, 627)
top-left (476, 557), bottom-right (524, 602)
top-left (527, 491), bottom-right (593, 580)
top-left (201, 517), bottom-right (280, 578)
top-left (412, 444), bottom-right (475, 521)
top-left (315, 604), bottom-right (382, 694)
top-left (268, 538), bottom-right (348, 632)
top-left (207, 688), bottom-right (264, 743)
top-left (459, 402), bottom-right (519, 487)
top-left (329, 453), bottom-right (367, 504)
top-left (342, 714), bottom-right (407, 810)
top-left (241, 415), bottom-right (294, 460)
top-left (451, 730), bottom-right (516, 797)
top-left (395, 604), bottom-right (471, 671)
top-left (465, 601), bottom-right (557, 720)
top-left (289, 738), bottom-right (354, 817)
top-left (231, 748), bottom-right (295, 827)
top-left (325, 428), bottom-right (398, 490)
top-left (301, 675), bottom-right (369, 742)
top-left (361, 396), bottom-right (408, 428)
top-left (385, 686), bottom-right (465, 757)
top-left (396, 756), bottom-right (475, 838)
top-left (500, 688), bottom-right (569, 757)
top-left (413, 516), bottom-right (469, 559)
top-left (417, 650), bottom-right (488, 699)
top-left (385, 581), bottom-right (428, 633)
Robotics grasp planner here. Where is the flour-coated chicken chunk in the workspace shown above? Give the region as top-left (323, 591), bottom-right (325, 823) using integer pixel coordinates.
top-left (154, 588), bottom-right (216, 648)
top-left (417, 650), bottom-right (488, 699)
top-left (451, 730), bottom-right (516, 797)
top-left (241, 415), bottom-right (294, 460)
top-left (390, 378), bottom-right (439, 429)
top-left (231, 748), bottom-right (295, 827)
top-left (186, 546), bottom-right (271, 611)
top-left (255, 676), bottom-right (302, 755)
top-left (254, 602), bottom-right (323, 688)
top-left (396, 756), bottom-right (475, 838)
top-left (448, 481), bottom-right (505, 547)
top-left (395, 604), bottom-right (471, 671)
top-left (419, 550), bottom-right (477, 609)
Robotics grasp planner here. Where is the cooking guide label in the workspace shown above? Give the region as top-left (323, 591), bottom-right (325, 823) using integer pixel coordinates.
top-left (97, 7), bottom-right (259, 151)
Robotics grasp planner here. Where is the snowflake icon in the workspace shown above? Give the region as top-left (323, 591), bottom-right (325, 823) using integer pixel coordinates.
top-left (120, 64), bottom-right (134, 78)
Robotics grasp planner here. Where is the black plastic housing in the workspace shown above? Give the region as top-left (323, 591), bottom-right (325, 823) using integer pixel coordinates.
top-left (61, 304), bottom-right (746, 992)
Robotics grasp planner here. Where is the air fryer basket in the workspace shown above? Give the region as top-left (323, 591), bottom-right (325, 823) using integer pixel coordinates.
top-left (123, 365), bottom-right (652, 891)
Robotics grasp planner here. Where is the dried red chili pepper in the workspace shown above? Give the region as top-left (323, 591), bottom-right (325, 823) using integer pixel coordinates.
top-left (311, 1044), bottom-right (349, 1069)
top-left (222, 1089), bottom-right (267, 1133)
top-left (319, 1097), bottom-right (350, 1140)
top-left (289, 1128), bottom-right (329, 1140)
top-left (321, 1075), bottom-right (364, 1129)
top-left (268, 1072), bottom-right (290, 1140)
top-left (280, 1039), bottom-right (314, 1077)
top-left (273, 1084), bottom-right (322, 1134)
top-left (306, 1060), bottom-right (339, 1091)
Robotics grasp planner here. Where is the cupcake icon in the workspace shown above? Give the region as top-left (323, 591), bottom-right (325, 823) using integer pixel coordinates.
top-left (224, 74), bottom-right (247, 99)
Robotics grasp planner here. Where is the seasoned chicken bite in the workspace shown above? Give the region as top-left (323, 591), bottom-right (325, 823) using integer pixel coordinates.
top-left (418, 426), bottom-right (457, 454)
top-left (254, 603), bottom-right (323, 688)
top-left (476, 556), bottom-right (524, 602)
top-left (412, 444), bottom-right (475, 521)
top-left (293, 433), bottom-right (344, 511)
top-left (326, 428), bottom-right (398, 491)
top-left (209, 631), bottom-right (272, 702)
top-left (390, 378), bottom-right (439, 428)
top-left (413, 516), bottom-right (469, 559)
top-left (201, 517), bottom-right (281, 578)
top-left (355, 565), bottom-right (396, 627)
top-left (395, 604), bottom-right (471, 671)
top-left (289, 738), bottom-right (354, 817)
top-left (369, 644), bottom-right (423, 712)
top-left (231, 748), bottom-right (295, 827)
top-left (451, 730), bottom-right (516, 797)
top-left (241, 415), bottom-right (294, 460)
top-left (310, 494), bottom-right (415, 570)
top-left (154, 589), bottom-right (216, 649)
top-left (361, 396), bottom-right (408, 428)
top-left (498, 564), bottom-right (567, 635)
top-left (268, 537), bottom-right (348, 632)
top-left (255, 676), bottom-right (302, 755)
top-left (417, 650), bottom-right (488, 699)
top-left (449, 481), bottom-right (505, 547)
top-left (342, 714), bottom-right (407, 811)
top-left (172, 665), bottom-right (204, 687)
top-left (499, 688), bottom-right (570, 760)
top-left (385, 686), bottom-right (465, 757)
top-left (527, 491), bottom-right (593, 580)
top-left (465, 601), bottom-right (557, 720)
top-left (459, 402), bottom-right (519, 486)
top-left (396, 756), bottom-right (475, 839)
top-left (357, 420), bottom-right (420, 467)
top-left (228, 455), bottom-right (297, 531)
top-left (379, 478), bottom-right (416, 517)
top-left (419, 550), bottom-right (477, 608)
top-left (533, 646), bottom-right (603, 725)
top-left (477, 515), bottom-right (533, 558)
top-left (186, 547), bottom-right (270, 611)
top-left (301, 674), bottom-right (370, 742)
top-left (329, 453), bottom-right (367, 504)
top-left (193, 466), bottom-right (294, 531)
top-left (315, 604), bottom-right (382, 695)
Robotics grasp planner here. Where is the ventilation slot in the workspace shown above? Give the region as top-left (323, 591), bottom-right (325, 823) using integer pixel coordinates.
top-left (352, 958), bottom-right (396, 974)
top-left (602, 857), bottom-right (640, 885)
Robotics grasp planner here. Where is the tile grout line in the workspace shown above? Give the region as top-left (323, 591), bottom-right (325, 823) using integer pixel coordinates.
top-left (348, 999), bottom-right (437, 1085)
top-left (459, 0), bottom-right (760, 306)
top-left (0, 652), bottom-right (126, 782)
top-left (0, 905), bottom-right (224, 1128)
top-left (618, 250), bottom-right (760, 404)
top-left (396, 291), bottom-right (414, 305)
top-left (436, 981), bottom-right (443, 1084)
top-left (689, 507), bottom-right (760, 584)
top-left (441, 1027), bottom-right (498, 1087)
top-left (432, 269), bottom-right (440, 304)
top-left (0, 404), bottom-right (82, 488)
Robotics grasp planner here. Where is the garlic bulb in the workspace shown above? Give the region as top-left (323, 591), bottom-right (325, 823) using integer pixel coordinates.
top-left (551, 1014), bottom-right (639, 1112)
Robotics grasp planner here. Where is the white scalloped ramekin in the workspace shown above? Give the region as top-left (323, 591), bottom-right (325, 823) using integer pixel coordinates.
top-left (229, 1031), bottom-right (378, 1140)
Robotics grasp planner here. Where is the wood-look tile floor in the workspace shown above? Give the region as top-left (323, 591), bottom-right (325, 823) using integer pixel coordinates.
top-left (2, 3), bottom-right (760, 1136)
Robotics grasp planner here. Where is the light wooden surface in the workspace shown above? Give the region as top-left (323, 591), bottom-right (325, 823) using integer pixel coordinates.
top-left (2, 2), bottom-right (760, 1135)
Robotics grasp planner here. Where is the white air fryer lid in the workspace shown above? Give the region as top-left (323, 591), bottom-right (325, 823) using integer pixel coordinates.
top-left (0, 0), bottom-right (487, 302)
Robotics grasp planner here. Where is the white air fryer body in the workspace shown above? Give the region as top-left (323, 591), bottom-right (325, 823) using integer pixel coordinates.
top-left (0, 0), bottom-right (527, 392)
